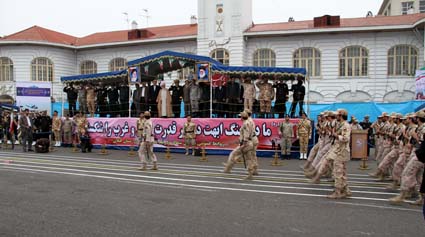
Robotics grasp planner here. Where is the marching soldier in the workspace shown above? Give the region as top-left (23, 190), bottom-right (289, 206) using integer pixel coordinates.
top-left (242, 77), bottom-right (256, 112)
top-left (255, 77), bottom-right (274, 118)
top-left (246, 109), bottom-right (259, 175)
top-left (311, 109), bottom-right (352, 199)
top-left (223, 111), bottom-right (256, 180)
top-left (279, 114), bottom-right (294, 159)
top-left (297, 112), bottom-right (311, 160)
top-left (138, 111), bottom-right (158, 171)
top-left (303, 113), bottom-right (325, 170)
top-left (136, 112), bottom-right (145, 139)
top-left (390, 110), bottom-right (425, 204)
top-left (183, 115), bottom-right (197, 156)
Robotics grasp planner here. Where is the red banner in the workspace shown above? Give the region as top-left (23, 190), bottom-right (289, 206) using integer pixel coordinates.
top-left (87, 118), bottom-right (300, 150)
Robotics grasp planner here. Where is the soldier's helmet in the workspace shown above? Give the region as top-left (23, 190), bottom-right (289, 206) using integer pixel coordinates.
top-left (144, 111), bottom-right (151, 117)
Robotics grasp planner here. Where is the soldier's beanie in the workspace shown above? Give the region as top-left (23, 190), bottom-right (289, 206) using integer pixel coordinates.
top-left (144, 111), bottom-right (151, 117)
top-left (415, 110), bottom-right (425, 119)
top-left (240, 111), bottom-right (248, 118)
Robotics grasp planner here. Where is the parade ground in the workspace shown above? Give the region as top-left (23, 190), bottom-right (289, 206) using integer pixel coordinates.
top-left (0, 148), bottom-right (423, 236)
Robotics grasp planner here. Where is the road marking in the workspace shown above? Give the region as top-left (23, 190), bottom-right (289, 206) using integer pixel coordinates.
top-left (334, 202), bottom-right (420, 213)
top-left (0, 158), bottom-right (394, 195)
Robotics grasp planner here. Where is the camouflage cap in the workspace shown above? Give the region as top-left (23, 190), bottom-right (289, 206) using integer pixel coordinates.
top-left (240, 111), bottom-right (248, 118)
top-left (337, 109), bottom-right (348, 116)
top-left (416, 110), bottom-right (425, 119)
top-left (381, 112), bottom-right (389, 117)
top-left (244, 109), bottom-right (252, 115)
top-left (144, 111), bottom-right (151, 117)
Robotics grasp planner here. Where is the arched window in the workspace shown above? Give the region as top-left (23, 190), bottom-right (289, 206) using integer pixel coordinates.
top-left (109, 57), bottom-right (127, 71)
top-left (0, 57), bottom-right (13, 81)
top-left (293, 48), bottom-right (321, 77)
top-left (210, 49), bottom-right (229, 65)
top-left (80, 60), bottom-right (97, 75)
top-left (339, 46), bottom-right (368, 77)
top-left (388, 45), bottom-right (418, 76)
top-left (253, 49), bottom-right (276, 67)
top-left (31, 57), bottom-right (53, 81)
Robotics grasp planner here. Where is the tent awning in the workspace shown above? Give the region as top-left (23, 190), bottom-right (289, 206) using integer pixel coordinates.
top-left (60, 70), bottom-right (127, 83)
top-left (127, 50), bottom-right (223, 67)
top-left (211, 64), bottom-right (307, 77)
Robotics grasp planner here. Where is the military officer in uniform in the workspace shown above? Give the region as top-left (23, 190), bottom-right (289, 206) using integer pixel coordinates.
top-left (223, 111), bottom-right (256, 180)
top-left (255, 77), bottom-right (274, 118)
top-left (136, 112), bottom-right (145, 139)
top-left (279, 114), bottom-right (294, 159)
top-left (297, 112), bottom-right (311, 159)
top-left (242, 77), bottom-right (256, 112)
top-left (138, 111), bottom-right (158, 171)
top-left (183, 115), bottom-right (197, 156)
top-left (86, 84), bottom-right (96, 117)
top-left (52, 110), bottom-right (62, 147)
top-left (245, 109), bottom-right (259, 175)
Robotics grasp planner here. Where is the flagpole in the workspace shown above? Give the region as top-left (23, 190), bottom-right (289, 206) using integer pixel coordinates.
top-left (209, 63), bottom-right (213, 118)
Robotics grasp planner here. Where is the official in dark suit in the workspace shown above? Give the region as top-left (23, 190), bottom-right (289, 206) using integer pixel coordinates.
top-left (169, 80), bottom-right (183, 118)
top-left (213, 83), bottom-right (226, 118)
top-left (225, 77), bottom-right (241, 118)
top-left (148, 80), bottom-right (161, 117)
top-left (63, 84), bottom-right (78, 117)
top-left (289, 78), bottom-right (305, 118)
top-left (273, 79), bottom-right (289, 118)
top-left (19, 109), bottom-right (34, 152)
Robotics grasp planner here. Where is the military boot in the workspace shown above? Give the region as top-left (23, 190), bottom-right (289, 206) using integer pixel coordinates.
top-left (389, 190), bottom-right (408, 204)
top-left (309, 172), bottom-right (321, 184)
top-left (223, 162), bottom-right (234, 174)
top-left (301, 161), bottom-right (312, 171)
top-left (185, 149), bottom-right (189, 156)
top-left (138, 164), bottom-right (147, 171)
top-left (411, 194), bottom-right (424, 206)
top-left (368, 169), bottom-right (381, 178)
top-left (327, 189), bottom-right (347, 199)
top-left (385, 181), bottom-right (399, 190)
top-left (252, 166), bottom-right (259, 176)
top-left (304, 169), bottom-right (317, 179)
top-left (151, 162), bottom-right (158, 171)
top-left (244, 169), bottom-right (254, 180)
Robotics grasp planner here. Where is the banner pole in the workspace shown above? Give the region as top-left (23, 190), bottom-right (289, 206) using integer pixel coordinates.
top-left (210, 64), bottom-right (213, 119)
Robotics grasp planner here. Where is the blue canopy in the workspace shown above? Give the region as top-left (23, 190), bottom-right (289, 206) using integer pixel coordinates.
top-left (127, 50), bottom-right (222, 67)
top-left (60, 70), bottom-right (127, 83)
top-left (211, 64), bottom-right (307, 77)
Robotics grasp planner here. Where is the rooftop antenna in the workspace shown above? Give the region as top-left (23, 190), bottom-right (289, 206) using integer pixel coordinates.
top-left (288, 17), bottom-right (295, 22)
top-left (366, 11), bottom-right (373, 17)
top-left (140, 9), bottom-right (151, 28)
top-left (123, 12), bottom-right (129, 29)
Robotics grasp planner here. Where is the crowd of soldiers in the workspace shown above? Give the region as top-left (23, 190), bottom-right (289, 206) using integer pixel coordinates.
top-left (63, 75), bottom-right (306, 119)
top-left (0, 109), bottom-right (91, 153)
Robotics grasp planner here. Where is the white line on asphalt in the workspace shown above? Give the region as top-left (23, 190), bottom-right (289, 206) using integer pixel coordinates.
top-left (1, 162), bottom-right (398, 198)
top-left (0, 151), bottom-right (373, 177)
top-left (334, 202), bottom-right (421, 213)
top-left (1, 166), bottom-right (406, 206)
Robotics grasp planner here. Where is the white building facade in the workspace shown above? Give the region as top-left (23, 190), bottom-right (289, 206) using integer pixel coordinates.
top-left (1, 0), bottom-right (425, 104)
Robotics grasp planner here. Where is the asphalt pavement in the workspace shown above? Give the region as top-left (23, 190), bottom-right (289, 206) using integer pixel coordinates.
top-left (0, 146), bottom-right (424, 237)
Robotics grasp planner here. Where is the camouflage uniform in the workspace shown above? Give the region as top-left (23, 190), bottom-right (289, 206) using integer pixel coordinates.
top-left (247, 116), bottom-right (259, 175)
top-left (279, 119), bottom-right (294, 156)
top-left (297, 117), bottom-right (311, 159)
top-left (136, 117), bottom-right (145, 138)
top-left (391, 121), bottom-right (417, 186)
top-left (138, 112), bottom-right (158, 170)
top-left (224, 112), bottom-right (255, 179)
top-left (78, 86), bottom-right (87, 113)
top-left (312, 118), bottom-right (335, 169)
top-left (52, 115), bottom-right (62, 146)
top-left (255, 80), bottom-right (274, 113)
top-left (376, 120), bottom-right (394, 164)
top-left (86, 85), bottom-right (96, 117)
top-left (243, 81), bottom-right (256, 112)
top-left (183, 121), bottom-right (197, 155)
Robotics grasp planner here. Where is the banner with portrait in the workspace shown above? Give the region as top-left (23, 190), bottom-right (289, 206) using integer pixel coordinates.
top-left (128, 66), bottom-right (139, 84)
top-left (197, 63), bottom-right (210, 82)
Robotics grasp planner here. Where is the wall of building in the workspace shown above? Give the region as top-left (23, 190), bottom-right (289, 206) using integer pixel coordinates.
top-left (246, 30), bottom-right (423, 103)
top-left (0, 45), bottom-right (77, 102)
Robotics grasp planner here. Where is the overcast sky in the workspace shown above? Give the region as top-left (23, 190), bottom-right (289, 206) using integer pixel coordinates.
top-left (0, 0), bottom-right (382, 37)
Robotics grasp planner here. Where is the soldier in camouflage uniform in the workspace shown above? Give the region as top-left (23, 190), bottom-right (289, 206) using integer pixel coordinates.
top-left (136, 112), bottom-right (145, 139)
top-left (369, 113), bottom-right (405, 181)
top-left (223, 111), bottom-right (256, 180)
top-left (303, 112), bottom-right (325, 171)
top-left (390, 110), bottom-right (425, 205)
top-left (245, 109), bottom-right (259, 175)
top-left (279, 114), bottom-right (294, 159)
top-left (310, 109), bottom-right (352, 199)
top-left (255, 78), bottom-right (274, 118)
top-left (242, 77), bottom-right (256, 112)
top-left (138, 111), bottom-right (158, 171)
top-left (183, 115), bottom-right (197, 156)
top-left (388, 113), bottom-right (417, 189)
top-left (297, 112), bottom-right (311, 160)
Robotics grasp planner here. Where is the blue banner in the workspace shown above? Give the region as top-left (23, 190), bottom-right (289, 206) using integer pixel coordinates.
top-left (17, 87), bottom-right (51, 97)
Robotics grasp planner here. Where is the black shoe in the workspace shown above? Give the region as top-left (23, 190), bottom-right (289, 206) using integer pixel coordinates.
top-left (28, 149), bottom-right (34, 152)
